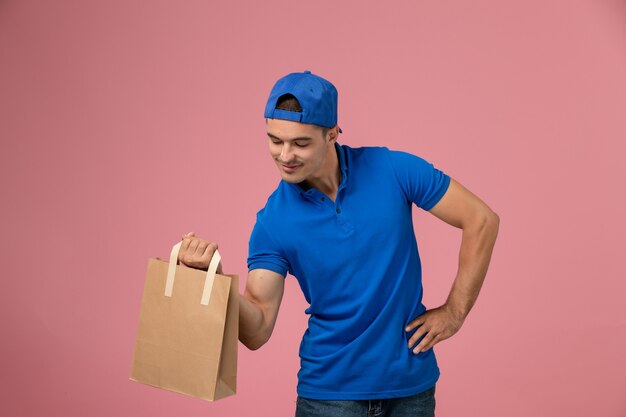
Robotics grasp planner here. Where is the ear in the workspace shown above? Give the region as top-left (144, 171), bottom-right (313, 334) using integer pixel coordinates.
top-left (328, 126), bottom-right (339, 143)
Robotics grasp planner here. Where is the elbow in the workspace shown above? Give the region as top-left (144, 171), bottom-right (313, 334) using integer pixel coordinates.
top-left (240, 329), bottom-right (272, 351)
top-left (469, 208), bottom-right (499, 235)
top-left (492, 210), bottom-right (500, 227)
top-left (484, 209), bottom-right (500, 238)
top-left (243, 338), bottom-right (265, 351)
top-left (487, 209), bottom-right (500, 226)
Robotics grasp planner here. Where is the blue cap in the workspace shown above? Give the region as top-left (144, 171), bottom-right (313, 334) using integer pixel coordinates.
top-left (264, 70), bottom-right (341, 131)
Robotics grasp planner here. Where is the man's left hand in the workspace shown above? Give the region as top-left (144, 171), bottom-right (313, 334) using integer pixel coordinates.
top-left (405, 305), bottom-right (465, 354)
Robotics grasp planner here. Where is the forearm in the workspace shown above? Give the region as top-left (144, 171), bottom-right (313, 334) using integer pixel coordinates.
top-left (236, 268), bottom-right (285, 350)
top-left (444, 211), bottom-right (500, 320)
top-left (238, 293), bottom-right (269, 350)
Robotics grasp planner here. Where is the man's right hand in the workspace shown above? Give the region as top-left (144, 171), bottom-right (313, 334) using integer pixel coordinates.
top-left (178, 232), bottom-right (222, 273)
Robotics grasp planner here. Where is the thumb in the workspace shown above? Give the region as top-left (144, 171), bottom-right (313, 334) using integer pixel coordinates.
top-left (182, 231), bottom-right (195, 239)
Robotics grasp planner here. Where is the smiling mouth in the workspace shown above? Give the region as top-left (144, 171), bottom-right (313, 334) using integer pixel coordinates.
top-left (280, 163), bottom-right (302, 172)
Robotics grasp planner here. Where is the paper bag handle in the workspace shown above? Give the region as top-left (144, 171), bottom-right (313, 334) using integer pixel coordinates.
top-left (164, 241), bottom-right (222, 305)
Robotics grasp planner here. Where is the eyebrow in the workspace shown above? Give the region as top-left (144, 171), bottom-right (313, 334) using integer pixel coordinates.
top-left (267, 133), bottom-right (314, 142)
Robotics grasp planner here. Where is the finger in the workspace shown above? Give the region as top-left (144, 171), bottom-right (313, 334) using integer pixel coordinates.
top-left (414, 331), bottom-right (437, 354)
top-left (408, 326), bottom-right (428, 349)
top-left (179, 238), bottom-right (192, 264)
top-left (180, 237), bottom-right (202, 266)
top-left (406, 314), bottom-right (427, 332)
top-left (200, 242), bottom-right (218, 260)
top-left (180, 236), bottom-right (194, 252)
top-left (198, 242), bottom-right (217, 268)
top-left (415, 333), bottom-right (442, 354)
top-left (181, 231), bottom-right (195, 240)
top-left (195, 240), bottom-right (209, 257)
top-left (187, 239), bottom-right (200, 255)
top-left (197, 242), bottom-right (214, 263)
top-left (201, 241), bottom-right (218, 256)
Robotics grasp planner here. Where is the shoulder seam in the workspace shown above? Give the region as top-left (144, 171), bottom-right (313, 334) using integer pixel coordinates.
top-left (249, 216), bottom-right (291, 275)
top-left (382, 148), bottom-right (410, 203)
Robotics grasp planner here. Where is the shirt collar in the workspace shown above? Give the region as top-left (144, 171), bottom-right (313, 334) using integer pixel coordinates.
top-left (336, 142), bottom-right (348, 190)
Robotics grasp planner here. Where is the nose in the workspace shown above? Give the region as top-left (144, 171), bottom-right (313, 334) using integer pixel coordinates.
top-left (280, 142), bottom-right (294, 163)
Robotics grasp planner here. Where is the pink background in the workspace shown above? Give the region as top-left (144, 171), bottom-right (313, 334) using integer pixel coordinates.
top-left (1, 0), bottom-right (625, 416)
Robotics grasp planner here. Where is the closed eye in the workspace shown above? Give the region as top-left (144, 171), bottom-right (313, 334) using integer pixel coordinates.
top-left (267, 134), bottom-right (312, 148)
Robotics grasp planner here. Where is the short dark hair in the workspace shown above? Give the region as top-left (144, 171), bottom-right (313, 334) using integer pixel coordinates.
top-left (276, 94), bottom-right (302, 112)
top-left (275, 94), bottom-right (330, 138)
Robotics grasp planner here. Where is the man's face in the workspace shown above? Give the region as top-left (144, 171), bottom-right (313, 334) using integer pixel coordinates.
top-left (266, 118), bottom-right (332, 184)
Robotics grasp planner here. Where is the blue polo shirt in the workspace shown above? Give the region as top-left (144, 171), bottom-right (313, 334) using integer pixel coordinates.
top-left (247, 143), bottom-right (450, 400)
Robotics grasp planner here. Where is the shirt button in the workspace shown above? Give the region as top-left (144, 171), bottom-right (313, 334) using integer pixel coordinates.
top-left (336, 208), bottom-right (341, 214)
top-left (321, 197), bottom-right (325, 201)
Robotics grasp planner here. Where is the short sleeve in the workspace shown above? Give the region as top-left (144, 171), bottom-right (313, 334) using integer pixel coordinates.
top-left (247, 215), bottom-right (289, 277)
top-left (385, 149), bottom-right (451, 210)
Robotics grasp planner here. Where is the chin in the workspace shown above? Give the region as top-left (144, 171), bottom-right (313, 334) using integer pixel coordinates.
top-left (280, 174), bottom-right (305, 184)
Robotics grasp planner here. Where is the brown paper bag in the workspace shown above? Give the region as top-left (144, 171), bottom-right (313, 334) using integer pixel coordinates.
top-left (130, 242), bottom-right (238, 401)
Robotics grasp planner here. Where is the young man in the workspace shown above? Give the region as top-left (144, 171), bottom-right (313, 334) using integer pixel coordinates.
top-left (179, 70), bottom-right (499, 417)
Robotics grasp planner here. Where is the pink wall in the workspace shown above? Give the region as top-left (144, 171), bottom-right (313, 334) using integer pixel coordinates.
top-left (1, 0), bottom-right (625, 415)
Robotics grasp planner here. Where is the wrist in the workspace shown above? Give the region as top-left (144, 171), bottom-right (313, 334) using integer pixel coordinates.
top-left (442, 301), bottom-right (468, 322)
